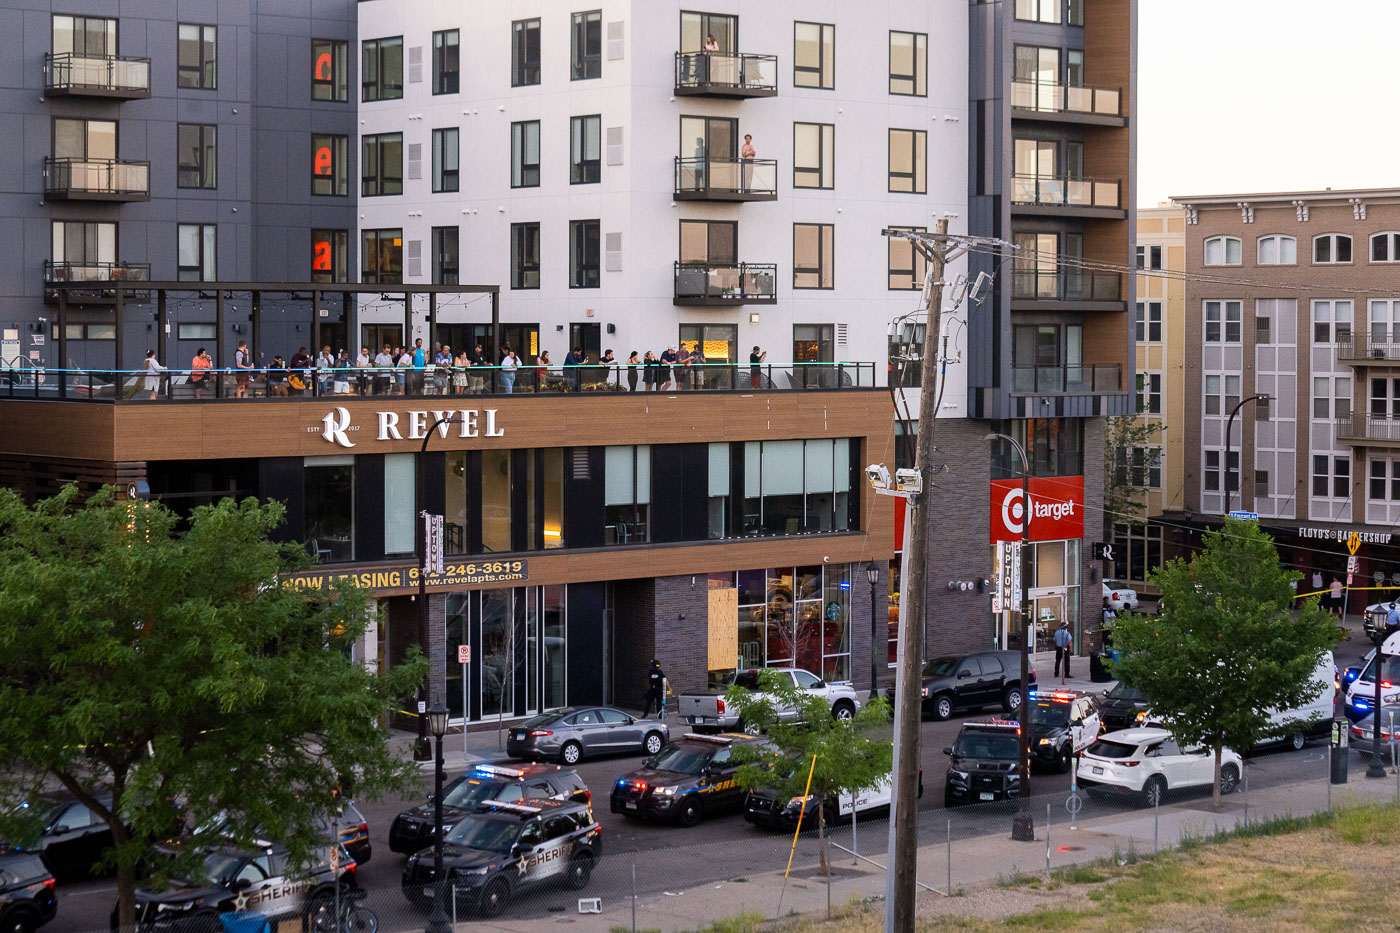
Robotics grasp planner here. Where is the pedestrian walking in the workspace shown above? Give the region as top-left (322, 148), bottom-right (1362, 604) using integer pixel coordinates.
top-left (626, 351), bottom-right (640, 392)
top-left (641, 659), bottom-right (666, 718)
top-left (142, 349), bottom-right (167, 400)
top-left (234, 339), bottom-right (253, 398)
top-left (189, 347), bottom-right (212, 399)
top-left (1330, 577), bottom-right (1344, 618)
top-left (1053, 621), bottom-right (1073, 682)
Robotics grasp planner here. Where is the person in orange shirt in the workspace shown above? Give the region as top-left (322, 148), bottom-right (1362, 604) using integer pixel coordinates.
top-left (190, 347), bottom-right (212, 398)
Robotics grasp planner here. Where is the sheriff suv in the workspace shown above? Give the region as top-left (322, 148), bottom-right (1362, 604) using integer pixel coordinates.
top-left (0, 853), bottom-right (57, 933)
top-left (389, 763), bottom-right (589, 855)
top-left (400, 799), bottom-right (600, 920)
top-left (610, 733), bottom-right (765, 827)
top-left (942, 721), bottom-right (1023, 807)
top-left (1027, 691), bottom-right (1102, 773)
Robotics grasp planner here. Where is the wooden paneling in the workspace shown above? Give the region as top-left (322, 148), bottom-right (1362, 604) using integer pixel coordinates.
top-left (0, 403), bottom-right (116, 459)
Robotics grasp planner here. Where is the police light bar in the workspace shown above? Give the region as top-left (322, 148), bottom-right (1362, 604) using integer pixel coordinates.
top-left (682, 733), bottom-right (735, 744)
top-left (479, 801), bottom-right (542, 814)
top-left (474, 764), bottom-right (527, 779)
top-left (1044, 692), bottom-right (1079, 702)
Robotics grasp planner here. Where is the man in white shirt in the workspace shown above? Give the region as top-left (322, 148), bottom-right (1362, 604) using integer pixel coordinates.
top-left (373, 345), bottom-right (394, 395)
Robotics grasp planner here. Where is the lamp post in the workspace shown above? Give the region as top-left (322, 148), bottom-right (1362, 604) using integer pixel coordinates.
top-left (414, 416), bottom-right (466, 761)
top-left (1367, 629), bottom-right (1389, 779)
top-left (865, 561), bottom-right (881, 702)
top-left (425, 705), bottom-right (452, 933)
top-left (1223, 394), bottom-right (1269, 514)
top-left (985, 432), bottom-right (1034, 842)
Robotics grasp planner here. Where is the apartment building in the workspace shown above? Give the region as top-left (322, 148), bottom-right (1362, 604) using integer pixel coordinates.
top-left (1173, 187), bottom-right (1400, 609)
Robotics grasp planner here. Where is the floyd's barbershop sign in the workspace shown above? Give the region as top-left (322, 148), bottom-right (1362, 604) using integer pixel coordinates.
top-left (284, 558), bottom-right (529, 593)
top-left (1298, 526), bottom-right (1393, 545)
top-left (316, 407), bottom-right (505, 448)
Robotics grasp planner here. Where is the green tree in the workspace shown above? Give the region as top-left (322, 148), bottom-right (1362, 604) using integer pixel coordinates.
top-left (1102, 414), bottom-right (1165, 539)
top-left (1109, 518), bottom-right (1334, 808)
top-left (725, 670), bottom-right (892, 874)
top-left (0, 486), bottom-right (426, 929)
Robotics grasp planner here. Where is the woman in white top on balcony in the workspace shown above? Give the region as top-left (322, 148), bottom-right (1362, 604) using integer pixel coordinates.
top-left (142, 349), bottom-right (166, 400)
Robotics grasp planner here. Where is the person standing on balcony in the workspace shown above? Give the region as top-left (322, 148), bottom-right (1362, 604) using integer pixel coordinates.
top-left (749, 345), bottom-right (767, 389)
top-left (189, 347), bottom-right (212, 399)
top-left (674, 343), bottom-right (692, 391)
top-left (740, 134), bottom-right (756, 192)
top-left (501, 348), bottom-right (520, 394)
top-left (626, 351), bottom-right (640, 392)
top-left (234, 339), bottom-right (253, 399)
top-left (660, 346), bottom-right (678, 391)
top-left (316, 345), bottom-right (335, 396)
top-left (141, 349), bottom-right (167, 400)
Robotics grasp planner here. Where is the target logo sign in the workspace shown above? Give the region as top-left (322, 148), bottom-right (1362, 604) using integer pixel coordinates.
top-left (989, 476), bottom-right (1084, 543)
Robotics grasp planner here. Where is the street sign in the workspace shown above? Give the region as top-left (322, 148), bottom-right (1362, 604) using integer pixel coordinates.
top-left (424, 513), bottom-right (445, 575)
top-left (458, 644), bottom-right (471, 664)
top-left (1347, 532), bottom-right (1362, 556)
top-left (1227, 510), bottom-right (1258, 521)
top-left (1347, 554), bottom-right (1359, 585)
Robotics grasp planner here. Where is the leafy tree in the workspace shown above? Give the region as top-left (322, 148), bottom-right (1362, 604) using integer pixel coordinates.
top-left (1102, 414), bottom-right (1165, 539)
top-left (0, 486), bottom-right (426, 930)
top-left (1109, 518), bottom-right (1334, 808)
top-left (725, 670), bottom-right (892, 874)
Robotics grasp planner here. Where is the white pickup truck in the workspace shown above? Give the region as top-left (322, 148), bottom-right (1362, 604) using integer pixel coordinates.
top-left (677, 667), bottom-right (863, 732)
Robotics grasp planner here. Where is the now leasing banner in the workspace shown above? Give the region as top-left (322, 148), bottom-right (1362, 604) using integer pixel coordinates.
top-left (989, 476), bottom-right (1085, 543)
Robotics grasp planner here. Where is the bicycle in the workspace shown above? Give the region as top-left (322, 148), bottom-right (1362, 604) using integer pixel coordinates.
top-left (309, 885), bottom-right (378, 933)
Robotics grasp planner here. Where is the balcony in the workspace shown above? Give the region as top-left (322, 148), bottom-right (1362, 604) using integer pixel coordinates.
top-left (1338, 414), bottom-right (1400, 447)
top-left (674, 157), bottom-right (778, 201)
top-left (1336, 336), bottom-right (1400, 364)
top-left (1011, 271), bottom-right (1123, 310)
top-left (44, 53), bottom-right (151, 98)
top-left (44, 158), bottom-right (151, 201)
top-left (1010, 175), bottom-right (1125, 219)
top-left (674, 52), bottom-right (778, 97)
top-left (1010, 80), bottom-right (1124, 126)
top-left (674, 262), bottom-right (777, 306)
top-left (1010, 363), bottom-right (1122, 395)
top-left (44, 261), bottom-right (151, 304)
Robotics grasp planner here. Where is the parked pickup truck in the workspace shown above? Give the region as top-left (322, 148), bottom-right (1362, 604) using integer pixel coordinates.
top-left (678, 668), bottom-right (862, 733)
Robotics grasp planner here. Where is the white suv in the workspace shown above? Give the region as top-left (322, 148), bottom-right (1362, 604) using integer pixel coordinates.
top-left (1102, 580), bottom-right (1139, 611)
top-left (1076, 727), bottom-right (1242, 807)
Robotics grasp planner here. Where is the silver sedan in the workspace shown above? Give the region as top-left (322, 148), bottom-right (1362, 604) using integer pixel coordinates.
top-left (505, 707), bottom-right (670, 765)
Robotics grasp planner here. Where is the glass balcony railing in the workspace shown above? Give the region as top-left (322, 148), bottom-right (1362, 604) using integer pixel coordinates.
top-left (1011, 270), bottom-right (1122, 302)
top-left (674, 261), bottom-right (777, 305)
top-left (674, 157), bottom-right (778, 200)
top-left (1010, 79), bottom-right (1121, 117)
top-left (44, 158), bottom-right (150, 199)
top-left (1010, 174), bottom-right (1120, 209)
top-left (44, 52), bottom-right (151, 97)
top-left (43, 261), bottom-right (151, 303)
top-left (1011, 363), bottom-right (1122, 394)
top-left (674, 52), bottom-right (778, 96)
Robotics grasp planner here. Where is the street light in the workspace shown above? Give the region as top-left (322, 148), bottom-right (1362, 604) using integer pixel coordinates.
top-left (865, 561), bottom-right (881, 702)
top-left (1367, 629), bottom-right (1389, 779)
top-left (985, 432), bottom-right (1035, 842)
top-left (1223, 394), bottom-right (1269, 514)
top-left (426, 705), bottom-right (452, 933)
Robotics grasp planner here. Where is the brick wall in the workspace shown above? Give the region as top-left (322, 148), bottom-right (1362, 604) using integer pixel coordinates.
top-left (612, 579), bottom-right (657, 709)
top-left (651, 574), bottom-right (711, 697)
top-left (922, 418), bottom-right (997, 658)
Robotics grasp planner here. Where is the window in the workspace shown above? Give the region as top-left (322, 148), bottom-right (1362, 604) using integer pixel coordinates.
top-left (1114, 446), bottom-right (1161, 488)
top-left (1369, 377), bottom-right (1400, 419)
top-left (1371, 232), bottom-right (1400, 263)
top-left (1135, 245), bottom-right (1163, 270)
top-left (740, 439), bottom-right (854, 535)
top-left (1135, 301), bottom-right (1162, 342)
top-left (1015, 0), bottom-right (1062, 24)
top-left (1314, 375), bottom-right (1351, 420)
top-left (432, 128), bottom-right (459, 193)
top-left (311, 39), bottom-right (348, 101)
top-left (888, 31), bottom-right (926, 96)
top-left (512, 19), bottom-right (541, 87)
top-left (679, 220), bottom-right (736, 264)
top-left (571, 11), bottom-right (601, 80)
top-left (432, 226), bottom-right (458, 285)
top-left (1312, 455), bottom-right (1350, 499)
top-left (311, 134), bottom-right (348, 196)
top-left (1135, 372), bottom-right (1161, 414)
top-left (605, 446), bottom-right (651, 544)
top-left (1203, 236), bottom-right (1241, 266)
top-left (176, 124), bottom-right (216, 189)
top-left (570, 220), bottom-right (600, 288)
top-left (794, 324), bottom-right (834, 365)
top-left (362, 36), bottom-right (403, 102)
top-left (433, 29), bottom-right (459, 94)
top-left (1314, 234), bottom-right (1353, 264)
top-left (1369, 460), bottom-right (1400, 502)
top-left (793, 223), bottom-right (834, 289)
top-left (53, 117), bottom-right (115, 166)
top-left (1257, 234), bottom-right (1296, 265)
top-left (53, 15), bottom-right (116, 56)
top-left (887, 226), bottom-right (927, 290)
top-left (1312, 299), bottom-right (1353, 344)
top-left (1204, 374), bottom-right (1240, 416)
top-left (511, 222), bottom-right (540, 289)
top-left (176, 323), bottom-right (216, 341)
top-left (1256, 470), bottom-right (1270, 498)
top-left (177, 224), bottom-right (215, 281)
top-left (51, 220), bottom-right (115, 269)
top-left (1256, 313), bottom-right (1272, 344)
top-left (570, 115), bottom-right (601, 184)
top-left (887, 129), bottom-right (927, 194)
top-left (511, 121), bottom-right (541, 188)
top-left (304, 458), bottom-right (354, 562)
top-left (1255, 395), bottom-right (1271, 421)
top-left (1068, 0), bottom-right (1085, 25)
top-left (1204, 450), bottom-right (1239, 494)
top-left (361, 133), bottom-right (403, 196)
top-left (361, 228), bottom-right (402, 284)
top-left (1370, 299), bottom-right (1400, 345)
top-left (1203, 300), bottom-right (1242, 343)
top-left (177, 24), bottom-right (216, 89)
top-left (793, 122), bottom-right (834, 189)
top-left (989, 418), bottom-right (1084, 478)
top-left (794, 22), bottom-right (835, 90)
top-left (311, 229), bottom-right (347, 283)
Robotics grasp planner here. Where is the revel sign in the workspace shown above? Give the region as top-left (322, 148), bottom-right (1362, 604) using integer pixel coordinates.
top-left (320, 407), bottom-right (505, 448)
top-left (989, 476), bottom-right (1085, 543)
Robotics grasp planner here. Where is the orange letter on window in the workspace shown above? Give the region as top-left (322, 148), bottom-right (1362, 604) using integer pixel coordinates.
top-left (315, 53), bottom-right (333, 81)
top-left (313, 240), bottom-right (331, 271)
top-left (314, 147), bottom-right (332, 176)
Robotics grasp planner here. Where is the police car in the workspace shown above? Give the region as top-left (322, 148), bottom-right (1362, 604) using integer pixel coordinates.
top-left (388, 763), bottom-right (589, 855)
top-left (1026, 691), bottom-right (1102, 773)
top-left (609, 733), bottom-right (764, 827)
top-left (942, 721), bottom-right (1023, 807)
top-left (400, 799), bottom-right (600, 919)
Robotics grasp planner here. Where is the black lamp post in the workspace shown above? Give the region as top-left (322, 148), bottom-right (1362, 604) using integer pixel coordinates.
top-left (414, 416), bottom-right (466, 762)
top-left (1367, 631), bottom-right (1388, 779)
top-left (865, 561), bottom-right (881, 701)
top-left (425, 705), bottom-right (452, 933)
top-left (1223, 394), bottom-right (1269, 513)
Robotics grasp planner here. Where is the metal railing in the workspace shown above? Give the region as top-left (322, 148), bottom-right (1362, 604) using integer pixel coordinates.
top-left (1336, 336), bottom-right (1400, 362)
top-left (674, 52), bottom-right (778, 94)
top-left (1010, 174), bottom-right (1120, 209)
top-left (1011, 271), bottom-right (1121, 302)
top-left (44, 52), bottom-right (151, 95)
top-left (674, 262), bottom-right (778, 303)
top-left (1011, 363), bottom-right (1122, 394)
top-left (44, 158), bottom-right (150, 198)
top-left (1340, 414), bottom-right (1400, 442)
top-left (0, 362), bottom-right (878, 403)
top-left (674, 157), bottom-right (778, 199)
top-left (1010, 79), bottom-right (1121, 116)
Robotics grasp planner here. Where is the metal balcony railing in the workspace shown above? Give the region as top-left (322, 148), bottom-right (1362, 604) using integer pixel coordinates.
top-left (1336, 336), bottom-right (1400, 362)
top-left (1010, 79), bottom-right (1121, 117)
top-left (674, 52), bottom-right (778, 96)
top-left (43, 261), bottom-right (151, 303)
top-left (674, 262), bottom-right (778, 304)
top-left (1011, 363), bottom-right (1122, 394)
top-left (1010, 174), bottom-right (1121, 209)
top-left (44, 158), bottom-right (150, 199)
top-left (44, 52), bottom-right (151, 96)
top-left (1340, 415), bottom-right (1400, 443)
top-left (1011, 270), bottom-right (1122, 302)
top-left (674, 157), bottom-right (778, 199)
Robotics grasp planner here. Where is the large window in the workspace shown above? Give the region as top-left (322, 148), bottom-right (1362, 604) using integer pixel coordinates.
top-left (887, 226), bottom-right (927, 290)
top-left (1313, 233), bottom-right (1352, 264)
top-left (793, 224), bottom-right (834, 289)
top-left (570, 220), bottom-right (600, 288)
top-left (1370, 299), bottom-right (1400, 344)
top-left (1016, 0), bottom-right (1062, 23)
top-left (741, 439), bottom-right (853, 535)
top-left (361, 228), bottom-right (402, 284)
top-left (1203, 300), bottom-right (1242, 343)
top-left (1136, 372), bottom-right (1161, 414)
top-left (731, 565), bottom-right (850, 682)
top-left (1110, 523), bottom-right (1164, 587)
top-left (889, 31), bottom-right (927, 96)
top-left (311, 39), bottom-right (348, 101)
top-left (1203, 373), bottom-right (1241, 416)
top-left (569, 115), bottom-right (601, 184)
top-left (432, 128), bottom-right (459, 193)
top-left (1135, 301), bottom-right (1162, 342)
top-left (433, 29), bottom-right (459, 94)
top-left (1114, 447), bottom-right (1161, 489)
top-left (384, 454), bottom-right (415, 555)
top-left (304, 457), bottom-right (353, 562)
top-left (1257, 234), bottom-right (1296, 265)
top-left (362, 36), bottom-right (403, 102)
top-left (51, 220), bottom-right (115, 268)
top-left (511, 121), bottom-right (540, 188)
top-left (1371, 232), bottom-right (1400, 263)
top-left (432, 226), bottom-right (458, 285)
top-left (794, 21), bottom-right (835, 89)
top-left (1135, 245), bottom-right (1163, 270)
top-left (311, 229), bottom-right (347, 283)
top-left (53, 15), bottom-right (115, 56)
top-left (512, 19), bottom-right (541, 87)
top-left (679, 220), bottom-right (736, 264)
top-left (1369, 459), bottom-right (1400, 502)
top-left (312, 134), bottom-right (348, 196)
top-left (887, 129), bottom-right (927, 194)
top-left (1203, 236), bottom-right (1241, 266)
top-left (511, 222), bottom-right (541, 289)
top-left (570, 11), bottom-right (601, 80)
top-left (177, 24), bottom-right (216, 89)
top-left (1203, 449), bottom-right (1239, 495)
top-left (605, 446), bottom-right (650, 545)
top-left (361, 133), bottom-right (403, 196)
top-left (989, 418), bottom-right (1084, 478)
top-left (176, 124), bottom-right (216, 189)
top-left (481, 450), bottom-right (513, 552)
top-left (1311, 299), bottom-right (1353, 344)
top-left (177, 224), bottom-right (215, 281)
top-left (1311, 374), bottom-right (1351, 420)
top-left (1312, 454), bottom-right (1350, 500)
top-left (793, 122), bottom-right (834, 189)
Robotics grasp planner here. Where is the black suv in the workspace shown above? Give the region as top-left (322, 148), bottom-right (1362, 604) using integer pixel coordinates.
top-left (389, 764), bottom-right (589, 855)
top-left (1097, 682), bottom-right (1150, 732)
top-left (6, 794), bottom-right (116, 879)
top-left (942, 721), bottom-right (1023, 807)
top-left (164, 801), bottom-right (371, 866)
top-left (921, 652), bottom-right (1034, 721)
top-left (0, 853), bottom-right (57, 933)
top-left (401, 798), bottom-right (600, 919)
top-left (610, 733), bottom-right (764, 827)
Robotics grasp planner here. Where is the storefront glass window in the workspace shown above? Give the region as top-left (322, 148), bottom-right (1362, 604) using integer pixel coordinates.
top-left (726, 566), bottom-right (852, 679)
top-left (742, 439), bottom-right (858, 535)
top-left (304, 456), bottom-right (353, 561)
top-left (542, 448), bottom-right (564, 549)
top-left (445, 594), bottom-right (470, 719)
top-left (737, 570), bottom-right (765, 670)
top-left (821, 565), bottom-right (852, 681)
top-left (384, 453), bottom-right (415, 555)
top-left (794, 564), bottom-right (824, 674)
top-left (482, 449), bottom-right (512, 552)
top-left (765, 569), bottom-right (796, 665)
top-left (481, 589), bottom-right (513, 717)
top-left (709, 443), bottom-right (730, 539)
top-left (445, 451), bottom-right (470, 555)
top-left (604, 445), bottom-right (651, 544)
top-left (543, 584), bottom-right (566, 709)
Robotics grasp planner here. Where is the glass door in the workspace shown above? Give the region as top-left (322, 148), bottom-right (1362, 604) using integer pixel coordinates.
top-left (1030, 591), bottom-right (1065, 654)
